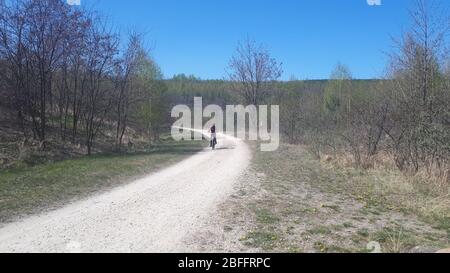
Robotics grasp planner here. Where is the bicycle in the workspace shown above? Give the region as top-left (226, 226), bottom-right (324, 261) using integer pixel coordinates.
top-left (210, 133), bottom-right (217, 150)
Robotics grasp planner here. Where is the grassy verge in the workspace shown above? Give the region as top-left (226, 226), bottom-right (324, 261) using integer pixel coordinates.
top-left (0, 139), bottom-right (205, 224)
top-left (233, 143), bottom-right (449, 253)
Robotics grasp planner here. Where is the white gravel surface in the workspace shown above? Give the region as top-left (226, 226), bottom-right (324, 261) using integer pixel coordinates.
top-left (0, 131), bottom-right (250, 253)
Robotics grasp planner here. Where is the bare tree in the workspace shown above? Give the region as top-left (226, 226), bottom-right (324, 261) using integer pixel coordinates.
top-left (228, 38), bottom-right (283, 105)
top-left (82, 24), bottom-right (119, 155)
top-left (114, 32), bottom-right (146, 149)
top-left (0, 0), bottom-right (167, 158)
top-left (54, 6), bottom-right (90, 142)
top-left (0, 0), bottom-right (29, 137)
top-left (385, 0), bottom-right (449, 173)
top-left (0, 0), bottom-right (86, 143)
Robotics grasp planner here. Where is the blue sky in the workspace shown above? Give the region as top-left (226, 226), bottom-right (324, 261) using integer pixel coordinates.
top-left (85, 0), bottom-right (430, 80)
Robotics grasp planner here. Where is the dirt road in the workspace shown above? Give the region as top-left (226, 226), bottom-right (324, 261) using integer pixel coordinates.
top-left (0, 131), bottom-right (250, 253)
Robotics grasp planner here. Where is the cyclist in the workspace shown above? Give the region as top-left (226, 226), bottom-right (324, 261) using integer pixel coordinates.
top-left (209, 124), bottom-right (217, 148)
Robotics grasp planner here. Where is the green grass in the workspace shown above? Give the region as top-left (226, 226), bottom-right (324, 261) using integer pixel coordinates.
top-left (0, 139), bottom-right (205, 224)
top-left (241, 231), bottom-right (279, 250)
top-left (307, 225), bottom-right (333, 235)
top-left (254, 208), bottom-right (280, 225)
top-left (313, 241), bottom-right (353, 253)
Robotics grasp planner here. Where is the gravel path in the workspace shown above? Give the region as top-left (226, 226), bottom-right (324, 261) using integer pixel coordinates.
top-left (0, 131), bottom-right (250, 253)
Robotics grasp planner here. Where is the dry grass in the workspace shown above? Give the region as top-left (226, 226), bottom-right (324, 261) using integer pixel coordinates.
top-left (196, 143), bottom-right (449, 253)
top-left (325, 150), bottom-right (449, 195)
top-left (319, 149), bottom-right (449, 233)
